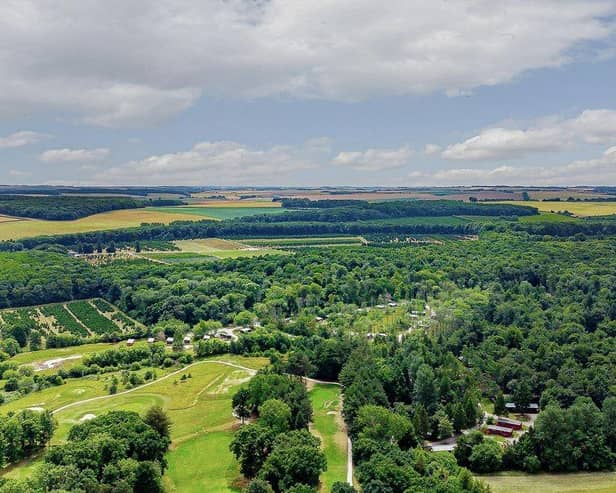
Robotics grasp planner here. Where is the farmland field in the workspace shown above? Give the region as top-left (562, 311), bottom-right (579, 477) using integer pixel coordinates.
top-left (309, 383), bottom-right (349, 492)
top-left (0, 208), bottom-right (203, 240)
top-left (497, 200), bottom-right (616, 217)
top-left (148, 205), bottom-right (287, 220)
top-left (241, 236), bottom-right (365, 248)
top-left (1, 299), bottom-right (138, 339)
top-left (481, 471), bottom-right (616, 493)
top-left (171, 238), bottom-right (289, 259)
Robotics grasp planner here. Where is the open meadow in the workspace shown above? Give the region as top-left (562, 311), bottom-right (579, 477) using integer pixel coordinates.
top-left (309, 383), bottom-right (349, 492)
top-left (0, 208), bottom-right (203, 240)
top-left (481, 471), bottom-right (616, 493)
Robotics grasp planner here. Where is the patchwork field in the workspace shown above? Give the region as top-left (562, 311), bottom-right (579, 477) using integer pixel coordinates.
top-left (0, 299), bottom-right (140, 339)
top-left (169, 238), bottom-right (289, 259)
top-left (309, 383), bottom-right (349, 492)
top-left (498, 201), bottom-right (616, 217)
top-left (481, 471), bottom-right (616, 493)
top-left (0, 208), bottom-right (202, 240)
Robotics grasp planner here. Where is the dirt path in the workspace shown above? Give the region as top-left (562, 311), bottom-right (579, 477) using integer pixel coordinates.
top-left (52, 360), bottom-right (257, 415)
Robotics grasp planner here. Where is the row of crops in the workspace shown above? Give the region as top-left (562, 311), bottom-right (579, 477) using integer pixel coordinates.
top-left (0, 299), bottom-right (136, 338)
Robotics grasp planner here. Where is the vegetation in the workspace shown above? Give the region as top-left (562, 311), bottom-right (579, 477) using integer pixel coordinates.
top-left (0, 195), bottom-right (145, 220)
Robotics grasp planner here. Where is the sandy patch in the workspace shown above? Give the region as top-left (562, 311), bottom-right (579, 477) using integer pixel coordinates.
top-left (27, 407), bottom-right (45, 412)
top-left (80, 413), bottom-right (96, 422)
top-left (33, 355), bottom-right (82, 371)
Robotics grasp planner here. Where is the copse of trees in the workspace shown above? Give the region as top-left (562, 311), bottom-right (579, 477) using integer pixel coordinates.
top-left (230, 368), bottom-right (326, 492)
top-left (0, 195), bottom-right (146, 220)
top-left (0, 409), bottom-right (55, 468)
top-left (0, 409), bottom-right (171, 493)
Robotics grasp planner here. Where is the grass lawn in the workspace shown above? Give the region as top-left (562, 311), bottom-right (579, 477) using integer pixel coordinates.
top-left (149, 205), bottom-right (287, 220)
top-left (309, 384), bottom-right (348, 492)
top-left (497, 201), bottom-right (616, 217)
top-left (10, 342), bottom-right (118, 366)
top-left (481, 471), bottom-right (616, 493)
top-left (1, 355), bottom-right (268, 486)
top-left (164, 431), bottom-right (242, 493)
top-left (0, 208), bottom-right (202, 240)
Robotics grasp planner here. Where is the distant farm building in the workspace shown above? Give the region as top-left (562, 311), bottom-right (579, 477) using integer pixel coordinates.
top-left (126, 338), bottom-right (135, 346)
top-left (147, 337), bottom-right (155, 344)
top-left (166, 337), bottom-right (174, 345)
top-left (485, 425), bottom-right (513, 438)
top-left (497, 417), bottom-right (523, 430)
top-left (183, 336), bottom-right (192, 344)
top-left (505, 402), bottom-right (540, 413)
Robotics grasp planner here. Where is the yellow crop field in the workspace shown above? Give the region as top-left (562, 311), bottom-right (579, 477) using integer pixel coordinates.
top-left (500, 201), bottom-right (616, 217)
top-left (0, 208), bottom-right (203, 240)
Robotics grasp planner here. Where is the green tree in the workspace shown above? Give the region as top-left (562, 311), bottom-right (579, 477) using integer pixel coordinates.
top-left (233, 388), bottom-right (252, 425)
top-left (468, 440), bottom-right (502, 473)
top-left (494, 391), bottom-right (506, 416)
top-left (259, 399), bottom-right (291, 434)
top-left (230, 425), bottom-right (275, 478)
top-left (413, 364), bottom-right (437, 411)
top-left (144, 406), bottom-right (171, 439)
top-left (245, 479), bottom-right (274, 493)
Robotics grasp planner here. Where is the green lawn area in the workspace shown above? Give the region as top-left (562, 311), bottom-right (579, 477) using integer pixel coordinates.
top-left (518, 212), bottom-right (579, 223)
top-left (481, 471), bottom-right (616, 493)
top-left (171, 238), bottom-right (290, 259)
top-left (1, 355), bottom-right (268, 487)
top-left (309, 383), bottom-right (348, 492)
top-left (148, 206), bottom-right (288, 220)
top-left (164, 431), bottom-right (242, 493)
top-left (10, 342), bottom-right (117, 366)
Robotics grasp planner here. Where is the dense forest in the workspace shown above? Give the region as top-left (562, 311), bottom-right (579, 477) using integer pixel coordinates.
top-left (0, 195), bottom-right (183, 220)
top-left (0, 196), bottom-right (615, 491)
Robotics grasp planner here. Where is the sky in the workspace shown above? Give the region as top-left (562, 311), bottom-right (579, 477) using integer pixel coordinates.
top-left (1, 0), bottom-right (616, 187)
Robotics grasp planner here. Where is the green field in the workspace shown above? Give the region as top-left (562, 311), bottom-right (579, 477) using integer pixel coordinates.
top-left (170, 238), bottom-right (290, 259)
top-left (149, 206), bottom-right (288, 220)
top-left (518, 212), bottom-right (580, 223)
top-left (481, 471), bottom-right (616, 493)
top-left (1, 355), bottom-right (268, 491)
top-left (241, 236), bottom-right (365, 248)
top-left (309, 384), bottom-right (348, 492)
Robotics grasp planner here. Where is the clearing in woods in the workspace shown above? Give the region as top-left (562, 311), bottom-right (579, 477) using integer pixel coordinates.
top-left (309, 383), bottom-right (349, 492)
top-left (481, 471), bottom-right (616, 493)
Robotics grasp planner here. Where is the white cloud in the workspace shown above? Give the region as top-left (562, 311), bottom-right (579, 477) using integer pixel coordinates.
top-left (415, 146), bottom-right (616, 186)
top-left (40, 148), bottom-right (110, 163)
top-left (8, 169), bottom-right (32, 178)
top-left (424, 144), bottom-right (442, 155)
top-left (442, 109), bottom-right (616, 160)
top-left (97, 140), bottom-right (318, 185)
top-left (0, 130), bottom-right (48, 149)
top-left (333, 146), bottom-right (413, 170)
top-left (0, 1), bottom-right (613, 126)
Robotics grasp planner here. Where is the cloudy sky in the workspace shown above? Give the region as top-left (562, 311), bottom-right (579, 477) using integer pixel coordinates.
top-left (1, 0), bottom-right (616, 187)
